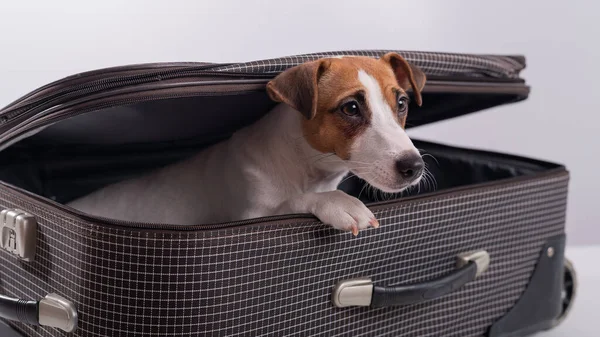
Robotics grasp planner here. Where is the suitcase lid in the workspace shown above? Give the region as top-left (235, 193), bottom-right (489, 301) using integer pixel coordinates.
top-left (0, 50), bottom-right (528, 148)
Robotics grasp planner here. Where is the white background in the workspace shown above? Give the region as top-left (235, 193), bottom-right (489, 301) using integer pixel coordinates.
top-left (0, 0), bottom-right (597, 245)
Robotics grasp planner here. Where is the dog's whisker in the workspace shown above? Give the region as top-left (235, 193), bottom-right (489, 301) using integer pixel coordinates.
top-left (343, 160), bottom-right (374, 165)
top-left (319, 160), bottom-right (371, 169)
top-left (385, 190), bottom-right (394, 201)
top-left (427, 173), bottom-right (433, 192)
top-left (422, 167), bottom-right (431, 192)
top-left (310, 153), bottom-right (337, 165)
top-left (420, 152), bottom-right (440, 167)
top-left (423, 164), bottom-right (438, 192)
top-left (425, 168), bottom-right (433, 191)
top-left (426, 174), bottom-right (432, 191)
top-left (292, 131), bottom-right (320, 142)
top-left (338, 172), bottom-right (372, 186)
top-left (357, 177), bottom-right (375, 201)
top-left (400, 187), bottom-right (407, 197)
top-left (306, 152), bottom-right (335, 160)
top-left (374, 186), bottom-right (381, 202)
top-left (338, 174), bottom-right (356, 185)
top-left (358, 183), bottom-right (368, 200)
top-left (404, 184), bottom-right (411, 197)
top-left (348, 171), bottom-right (374, 178)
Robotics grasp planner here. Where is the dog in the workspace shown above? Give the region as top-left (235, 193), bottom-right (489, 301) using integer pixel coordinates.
top-left (67, 52), bottom-right (426, 236)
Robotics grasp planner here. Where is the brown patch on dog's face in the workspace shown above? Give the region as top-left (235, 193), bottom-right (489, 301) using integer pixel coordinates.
top-left (267, 52), bottom-right (425, 158)
top-left (399, 115), bottom-right (408, 128)
top-left (296, 56), bottom-right (412, 159)
top-left (267, 53), bottom-right (427, 191)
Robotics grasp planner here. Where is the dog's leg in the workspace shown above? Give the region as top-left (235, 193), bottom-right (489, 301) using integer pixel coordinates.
top-left (275, 190), bottom-right (379, 236)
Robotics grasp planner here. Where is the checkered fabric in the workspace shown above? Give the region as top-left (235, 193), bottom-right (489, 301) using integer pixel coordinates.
top-left (0, 171), bottom-right (567, 337)
top-left (0, 50), bottom-right (525, 122)
top-left (211, 50), bottom-right (525, 79)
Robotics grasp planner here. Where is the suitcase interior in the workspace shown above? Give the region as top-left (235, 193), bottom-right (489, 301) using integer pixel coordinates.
top-left (0, 85), bottom-right (560, 210)
top-left (0, 51), bottom-right (573, 337)
top-left (0, 88), bottom-right (560, 210)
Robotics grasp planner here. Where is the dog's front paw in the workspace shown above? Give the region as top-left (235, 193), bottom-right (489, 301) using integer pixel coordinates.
top-left (312, 190), bottom-right (379, 236)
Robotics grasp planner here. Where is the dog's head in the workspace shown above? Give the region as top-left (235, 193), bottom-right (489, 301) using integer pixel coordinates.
top-left (266, 53), bottom-right (426, 193)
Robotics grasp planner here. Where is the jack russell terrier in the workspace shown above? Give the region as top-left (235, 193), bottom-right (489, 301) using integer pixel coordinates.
top-left (67, 53), bottom-right (426, 236)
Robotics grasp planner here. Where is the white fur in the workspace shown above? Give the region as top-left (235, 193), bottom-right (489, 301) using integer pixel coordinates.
top-left (349, 70), bottom-right (421, 193)
top-left (67, 103), bottom-right (377, 233)
top-left (68, 68), bottom-right (422, 234)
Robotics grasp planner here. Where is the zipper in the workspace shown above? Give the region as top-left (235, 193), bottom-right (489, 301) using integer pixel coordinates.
top-left (0, 166), bottom-right (568, 232)
top-left (0, 76), bottom-right (530, 145)
top-left (0, 65), bottom-right (256, 126)
top-left (0, 66), bottom-right (528, 127)
top-left (2, 179), bottom-right (316, 231)
top-left (1, 63), bottom-right (208, 112)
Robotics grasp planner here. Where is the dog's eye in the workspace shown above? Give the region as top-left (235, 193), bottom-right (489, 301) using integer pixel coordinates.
top-left (340, 101), bottom-right (360, 116)
top-left (397, 96), bottom-right (409, 114)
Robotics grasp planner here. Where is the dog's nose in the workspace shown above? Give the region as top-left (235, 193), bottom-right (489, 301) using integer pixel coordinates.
top-left (395, 155), bottom-right (424, 180)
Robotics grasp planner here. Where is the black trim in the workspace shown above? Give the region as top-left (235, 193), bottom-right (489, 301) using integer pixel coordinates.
top-left (406, 92), bottom-right (528, 128)
top-left (0, 295), bottom-right (38, 327)
top-left (488, 234), bottom-right (566, 337)
top-left (371, 261), bottom-right (478, 307)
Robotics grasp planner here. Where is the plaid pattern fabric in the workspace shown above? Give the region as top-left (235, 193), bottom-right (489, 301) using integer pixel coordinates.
top-left (0, 172), bottom-right (567, 337)
top-left (211, 50), bottom-right (525, 79)
top-left (0, 49), bottom-right (525, 120)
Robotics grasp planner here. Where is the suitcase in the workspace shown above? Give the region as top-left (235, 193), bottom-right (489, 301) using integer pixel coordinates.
top-left (0, 50), bottom-right (576, 337)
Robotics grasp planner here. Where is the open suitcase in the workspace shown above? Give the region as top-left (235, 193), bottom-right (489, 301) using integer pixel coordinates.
top-left (0, 50), bottom-right (576, 337)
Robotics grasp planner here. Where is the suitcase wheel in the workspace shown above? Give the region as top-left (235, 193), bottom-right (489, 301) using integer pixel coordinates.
top-left (553, 257), bottom-right (577, 327)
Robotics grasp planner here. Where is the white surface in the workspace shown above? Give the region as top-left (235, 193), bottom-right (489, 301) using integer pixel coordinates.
top-left (0, 1), bottom-right (597, 244)
top-left (536, 246), bottom-right (600, 336)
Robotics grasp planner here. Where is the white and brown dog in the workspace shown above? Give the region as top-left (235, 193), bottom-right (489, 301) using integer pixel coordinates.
top-left (68, 53), bottom-right (426, 236)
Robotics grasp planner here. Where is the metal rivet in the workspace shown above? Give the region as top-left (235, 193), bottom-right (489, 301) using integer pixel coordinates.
top-left (547, 247), bottom-right (555, 258)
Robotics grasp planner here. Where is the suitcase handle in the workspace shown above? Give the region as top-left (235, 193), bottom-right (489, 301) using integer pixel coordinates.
top-left (331, 250), bottom-right (489, 308)
top-left (0, 293), bottom-right (77, 333)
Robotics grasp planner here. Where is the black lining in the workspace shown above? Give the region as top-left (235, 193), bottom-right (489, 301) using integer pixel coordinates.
top-left (0, 136), bottom-right (561, 206)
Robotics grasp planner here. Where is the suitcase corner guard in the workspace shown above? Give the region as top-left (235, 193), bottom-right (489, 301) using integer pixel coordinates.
top-left (488, 235), bottom-right (567, 337)
top-left (332, 249), bottom-right (489, 308)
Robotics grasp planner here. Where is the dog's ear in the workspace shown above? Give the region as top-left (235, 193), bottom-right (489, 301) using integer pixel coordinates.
top-left (381, 52), bottom-right (427, 106)
top-left (266, 59), bottom-right (330, 120)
